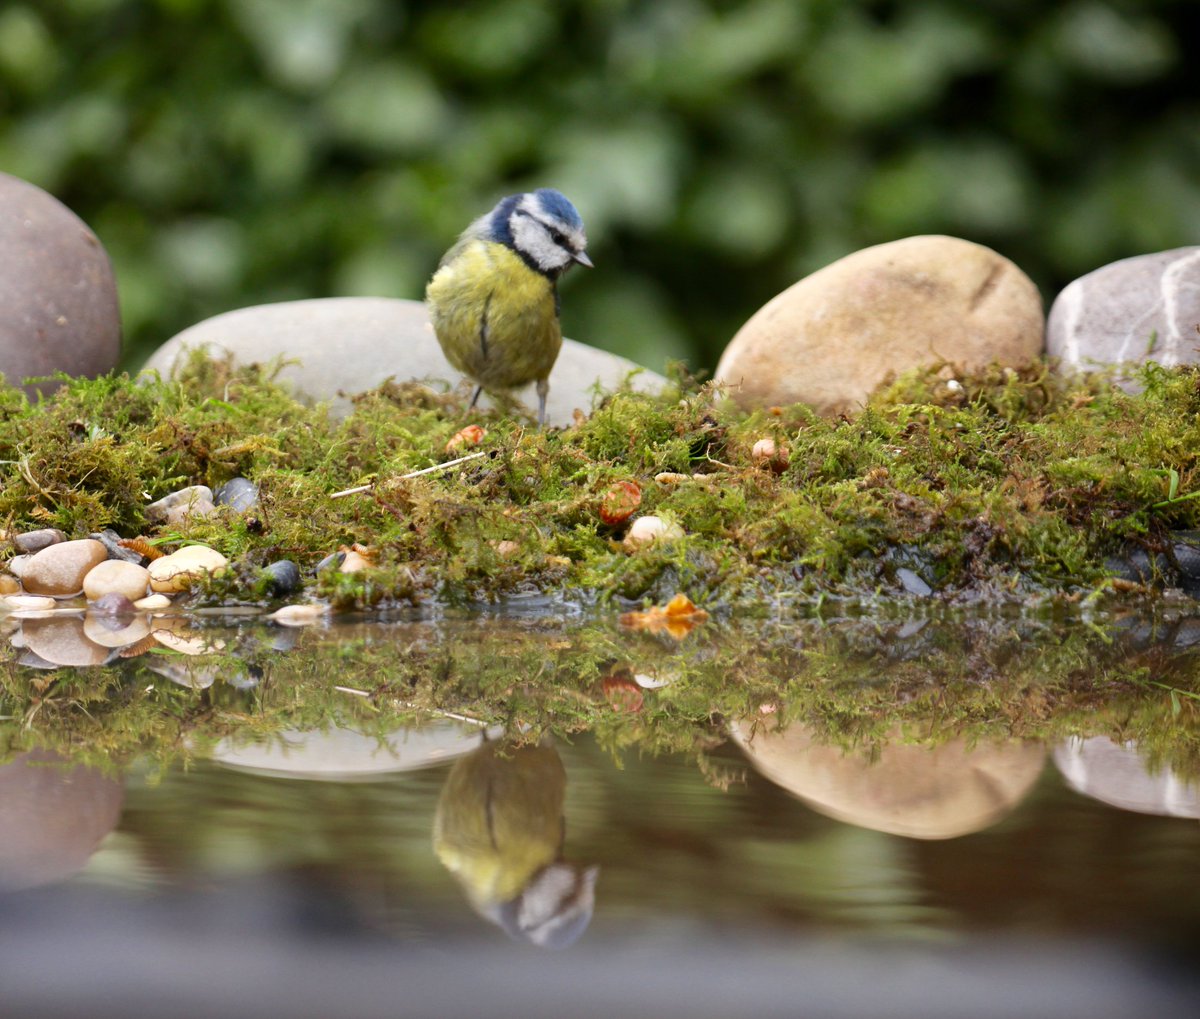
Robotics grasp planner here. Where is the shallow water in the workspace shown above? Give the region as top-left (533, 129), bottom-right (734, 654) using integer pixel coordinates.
top-left (2, 608), bottom-right (1199, 1018)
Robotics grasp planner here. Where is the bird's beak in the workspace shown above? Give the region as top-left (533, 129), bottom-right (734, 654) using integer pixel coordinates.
top-left (572, 251), bottom-right (594, 268)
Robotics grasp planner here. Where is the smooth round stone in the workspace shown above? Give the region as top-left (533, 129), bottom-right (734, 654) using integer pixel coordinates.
top-left (145, 485), bottom-right (216, 526)
top-left (7, 555), bottom-right (30, 578)
top-left (215, 476), bottom-right (259, 512)
top-left (0, 574), bottom-right (19, 595)
top-left (83, 559), bottom-right (151, 602)
top-left (19, 538), bottom-right (108, 598)
top-left (1047, 247), bottom-right (1200, 376)
top-left (340, 549), bottom-right (370, 573)
top-left (21, 616), bottom-right (109, 667)
top-left (90, 591), bottom-right (136, 616)
top-left (12, 528), bottom-right (65, 554)
top-left (315, 550), bottom-right (345, 573)
top-left (82, 613), bottom-right (151, 649)
top-left (728, 720), bottom-right (1045, 839)
top-left (148, 544), bottom-right (228, 592)
top-left (268, 603), bottom-right (330, 626)
top-left (139, 297), bottom-right (667, 426)
top-left (0, 173), bottom-right (122, 399)
top-left (715, 235), bottom-right (1044, 415)
top-left (263, 559), bottom-right (301, 595)
top-left (0, 750), bottom-right (124, 891)
top-left (134, 593), bottom-right (173, 611)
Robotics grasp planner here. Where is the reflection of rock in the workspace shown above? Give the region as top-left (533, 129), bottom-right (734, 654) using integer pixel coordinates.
top-left (729, 720), bottom-right (1045, 840)
top-left (1053, 736), bottom-right (1200, 819)
top-left (20, 615), bottom-right (109, 667)
top-left (211, 721), bottom-right (501, 781)
top-left (0, 750), bottom-right (124, 890)
top-left (434, 740), bottom-right (598, 949)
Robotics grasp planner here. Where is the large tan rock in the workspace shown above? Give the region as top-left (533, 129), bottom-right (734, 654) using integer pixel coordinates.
top-left (20, 538), bottom-right (108, 597)
top-left (716, 235), bottom-right (1044, 415)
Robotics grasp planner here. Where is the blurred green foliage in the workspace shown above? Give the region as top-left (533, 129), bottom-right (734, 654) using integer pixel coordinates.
top-left (0, 0), bottom-right (1197, 374)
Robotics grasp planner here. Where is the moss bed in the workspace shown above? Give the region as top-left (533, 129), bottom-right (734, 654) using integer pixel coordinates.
top-left (3, 351), bottom-right (1200, 612)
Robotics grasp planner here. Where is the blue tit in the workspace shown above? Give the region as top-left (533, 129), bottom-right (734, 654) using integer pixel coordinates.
top-left (433, 739), bottom-right (598, 949)
top-left (426, 188), bottom-right (592, 428)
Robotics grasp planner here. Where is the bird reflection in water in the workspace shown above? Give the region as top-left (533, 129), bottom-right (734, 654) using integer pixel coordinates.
top-left (433, 738), bottom-right (597, 949)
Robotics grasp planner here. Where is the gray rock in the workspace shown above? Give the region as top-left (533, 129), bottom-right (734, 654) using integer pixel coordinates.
top-left (1047, 247), bottom-right (1200, 374)
top-left (0, 173), bottom-right (122, 398)
top-left (139, 297), bottom-right (666, 425)
top-left (12, 528), bottom-right (65, 554)
top-left (896, 567), bottom-right (933, 597)
top-left (91, 528), bottom-right (145, 564)
top-left (215, 476), bottom-right (259, 513)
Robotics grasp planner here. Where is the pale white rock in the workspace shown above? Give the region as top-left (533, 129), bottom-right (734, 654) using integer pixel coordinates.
top-left (148, 545), bottom-right (228, 592)
top-left (1, 594), bottom-right (57, 612)
top-left (623, 515), bottom-right (685, 549)
top-left (139, 297), bottom-right (667, 426)
top-left (339, 550), bottom-right (371, 573)
top-left (1047, 247), bottom-right (1200, 375)
top-left (82, 560), bottom-right (151, 602)
top-left (134, 593), bottom-right (173, 611)
top-left (716, 235), bottom-right (1044, 415)
top-left (19, 539), bottom-right (108, 598)
top-left (7, 555), bottom-right (30, 578)
top-left (268, 603), bottom-right (330, 627)
top-left (145, 485), bottom-right (216, 526)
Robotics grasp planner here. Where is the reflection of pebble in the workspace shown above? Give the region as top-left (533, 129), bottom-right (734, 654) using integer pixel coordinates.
top-left (82, 613), bottom-right (151, 649)
top-left (21, 616), bottom-right (109, 667)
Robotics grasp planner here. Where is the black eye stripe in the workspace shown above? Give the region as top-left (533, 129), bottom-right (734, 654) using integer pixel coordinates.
top-left (514, 208), bottom-right (572, 249)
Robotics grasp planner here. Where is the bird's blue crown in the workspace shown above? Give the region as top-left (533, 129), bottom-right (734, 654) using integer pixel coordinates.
top-left (487, 188), bottom-right (583, 245)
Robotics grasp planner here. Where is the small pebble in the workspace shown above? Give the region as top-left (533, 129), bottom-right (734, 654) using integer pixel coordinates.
top-left (83, 560), bottom-right (151, 603)
top-left (262, 560), bottom-right (301, 595)
top-left (7, 555), bottom-right (30, 578)
top-left (13, 528), bottom-right (65, 554)
top-left (134, 593), bottom-right (173, 611)
top-left (90, 591), bottom-right (137, 617)
top-left (145, 485), bottom-right (217, 525)
top-left (1, 594), bottom-right (57, 612)
top-left (0, 574), bottom-right (20, 595)
top-left (623, 515), bottom-right (684, 550)
top-left (268, 603), bottom-right (330, 626)
top-left (215, 477), bottom-right (259, 513)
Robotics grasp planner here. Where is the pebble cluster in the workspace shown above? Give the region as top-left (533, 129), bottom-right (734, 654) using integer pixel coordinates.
top-left (0, 477), bottom-right (350, 669)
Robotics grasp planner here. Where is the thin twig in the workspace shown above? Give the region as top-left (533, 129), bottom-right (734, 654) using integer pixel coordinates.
top-left (330, 450), bottom-right (489, 499)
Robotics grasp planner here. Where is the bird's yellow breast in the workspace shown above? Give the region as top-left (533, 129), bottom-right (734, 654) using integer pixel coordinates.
top-left (426, 240), bottom-right (563, 391)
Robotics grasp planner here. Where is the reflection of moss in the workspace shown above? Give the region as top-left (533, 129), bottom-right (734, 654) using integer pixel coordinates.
top-left (2, 612), bottom-right (1198, 778)
top-left (3, 355), bottom-right (1200, 609)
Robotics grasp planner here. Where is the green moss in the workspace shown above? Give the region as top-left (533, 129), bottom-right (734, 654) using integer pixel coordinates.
top-left (5, 354), bottom-right (1200, 610)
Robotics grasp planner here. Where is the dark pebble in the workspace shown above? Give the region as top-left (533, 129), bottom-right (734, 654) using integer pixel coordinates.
top-left (263, 559), bottom-right (301, 595)
top-left (90, 528), bottom-right (145, 564)
top-left (91, 592), bottom-right (136, 618)
top-left (216, 477), bottom-right (259, 513)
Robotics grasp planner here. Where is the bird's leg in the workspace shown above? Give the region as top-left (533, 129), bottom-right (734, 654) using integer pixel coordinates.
top-left (536, 378), bottom-right (549, 428)
top-left (468, 384), bottom-right (483, 411)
